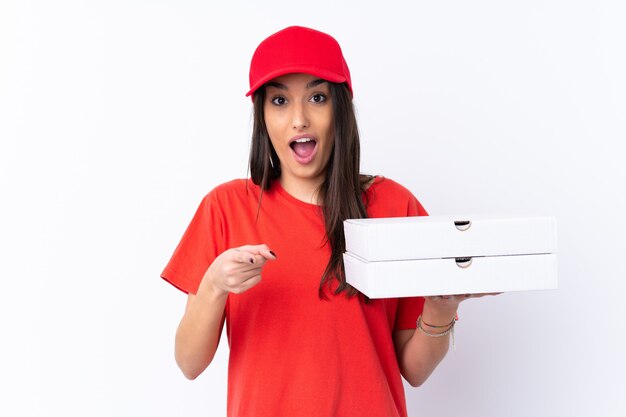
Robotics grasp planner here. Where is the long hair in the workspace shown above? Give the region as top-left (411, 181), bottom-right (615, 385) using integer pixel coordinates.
top-left (249, 82), bottom-right (371, 298)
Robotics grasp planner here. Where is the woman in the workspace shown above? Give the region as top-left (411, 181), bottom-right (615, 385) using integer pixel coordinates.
top-left (162, 26), bottom-right (477, 417)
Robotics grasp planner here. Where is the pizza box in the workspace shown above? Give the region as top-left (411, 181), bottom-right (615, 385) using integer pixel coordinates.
top-left (343, 252), bottom-right (558, 298)
top-left (343, 215), bottom-right (558, 298)
top-left (343, 215), bottom-right (557, 261)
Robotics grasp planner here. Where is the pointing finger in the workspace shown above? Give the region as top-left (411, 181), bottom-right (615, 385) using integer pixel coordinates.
top-left (233, 249), bottom-right (256, 265)
top-left (247, 244), bottom-right (278, 261)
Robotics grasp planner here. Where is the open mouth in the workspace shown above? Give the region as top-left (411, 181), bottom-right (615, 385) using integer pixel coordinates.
top-left (289, 137), bottom-right (318, 162)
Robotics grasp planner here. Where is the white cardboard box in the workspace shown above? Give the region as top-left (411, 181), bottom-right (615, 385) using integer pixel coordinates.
top-left (343, 252), bottom-right (558, 298)
top-left (344, 215), bottom-right (557, 261)
top-left (343, 215), bottom-right (558, 298)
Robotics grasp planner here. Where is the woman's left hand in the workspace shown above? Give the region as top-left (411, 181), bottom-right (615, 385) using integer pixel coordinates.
top-left (421, 293), bottom-right (501, 324)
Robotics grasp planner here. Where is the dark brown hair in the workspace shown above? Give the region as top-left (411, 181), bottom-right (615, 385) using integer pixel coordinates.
top-left (249, 82), bottom-right (372, 297)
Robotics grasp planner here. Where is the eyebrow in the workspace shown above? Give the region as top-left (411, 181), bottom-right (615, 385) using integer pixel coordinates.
top-left (265, 78), bottom-right (328, 90)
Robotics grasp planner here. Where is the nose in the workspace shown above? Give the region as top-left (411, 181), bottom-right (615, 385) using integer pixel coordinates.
top-left (291, 102), bottom-right (309, 130)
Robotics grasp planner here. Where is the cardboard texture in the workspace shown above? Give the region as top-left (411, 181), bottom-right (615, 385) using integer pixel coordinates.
top-left (343, 215), bottom-right (558, 298)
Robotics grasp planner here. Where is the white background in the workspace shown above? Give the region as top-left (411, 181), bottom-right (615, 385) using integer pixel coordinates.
top-left (1, 1), bottom-right (625, 416)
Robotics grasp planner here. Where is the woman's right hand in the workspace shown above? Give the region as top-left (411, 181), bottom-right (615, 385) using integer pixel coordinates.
top-left (201, 244), bottom-right (277, 297)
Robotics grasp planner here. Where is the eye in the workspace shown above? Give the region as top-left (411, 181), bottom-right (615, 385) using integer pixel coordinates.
top-left (271, 96), bottom-right (287, 106)
top-left (310, 93), bottom-right (327, 104)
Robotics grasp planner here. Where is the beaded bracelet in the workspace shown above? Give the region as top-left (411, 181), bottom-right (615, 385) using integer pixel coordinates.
top-left (417, 315), bottom-right (456, 349)
top-left (421, 316), bottom-right (456, 329)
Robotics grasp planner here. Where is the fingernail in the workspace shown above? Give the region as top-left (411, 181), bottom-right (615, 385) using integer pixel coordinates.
top-left (269, 250), bottom-right (277, 258)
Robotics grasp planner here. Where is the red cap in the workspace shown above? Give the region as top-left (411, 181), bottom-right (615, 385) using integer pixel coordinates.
top-left (246, 26), bottom-right (353, 98)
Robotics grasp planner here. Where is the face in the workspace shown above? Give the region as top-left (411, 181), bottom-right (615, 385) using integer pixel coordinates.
top-left (263, 73), bottom-right (334, 194)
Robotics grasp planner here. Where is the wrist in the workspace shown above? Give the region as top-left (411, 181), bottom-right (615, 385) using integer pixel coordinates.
top-left (421, 302), bottom-right (457, 326)
top-left (416, 315), bottom-right (456, 349)
top-left (197, 274), bottom-right (229, 302)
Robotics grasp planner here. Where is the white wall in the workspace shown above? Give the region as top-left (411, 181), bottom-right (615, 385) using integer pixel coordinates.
top-left (1, 1), bottom-right (624, 416)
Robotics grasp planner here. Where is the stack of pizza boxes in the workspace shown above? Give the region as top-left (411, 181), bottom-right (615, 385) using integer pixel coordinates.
top-left (343, 216), bottom-right (558, 298)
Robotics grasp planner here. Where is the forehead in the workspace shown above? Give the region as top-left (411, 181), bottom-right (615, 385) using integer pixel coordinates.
top-left (266, 73), bottom-right (329, 90)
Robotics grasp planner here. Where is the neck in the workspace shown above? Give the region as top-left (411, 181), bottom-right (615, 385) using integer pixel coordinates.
top-left (279, 176), bottom-right (324, 205)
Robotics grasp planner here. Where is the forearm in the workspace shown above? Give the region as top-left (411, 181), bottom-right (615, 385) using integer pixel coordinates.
top-left (174, 245), bottom-right (274, 379)
top-left (397, 304), bottom-right (455, 387)
top-left (175, 281), bottom-right (228, 380)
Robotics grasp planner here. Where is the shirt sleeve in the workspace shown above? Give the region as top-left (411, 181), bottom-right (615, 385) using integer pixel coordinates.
top-left (161, 191), bottom-right (224, 294)
top-left (394, 190), bottom-right (428, 331)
